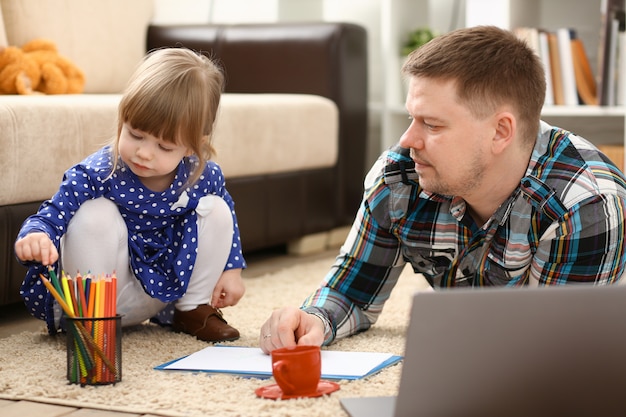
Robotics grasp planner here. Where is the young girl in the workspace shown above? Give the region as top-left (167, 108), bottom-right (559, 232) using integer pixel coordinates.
top-left (14, 48), bottom-right (246, 342)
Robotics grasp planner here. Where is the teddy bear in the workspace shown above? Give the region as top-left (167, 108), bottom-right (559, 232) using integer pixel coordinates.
top-left (0, 38), bottom-right (85, 95)
top-left (0, 44), bottom-right (41, 94)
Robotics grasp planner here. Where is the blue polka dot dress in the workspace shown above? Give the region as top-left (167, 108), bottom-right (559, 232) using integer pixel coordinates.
top-left (18, 146), bottom-right (246, 333)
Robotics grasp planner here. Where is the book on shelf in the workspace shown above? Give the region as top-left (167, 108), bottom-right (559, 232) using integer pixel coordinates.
top-left (619, 30), bottom-right (626, 105)
top-left (557, 28), bottom-right (579, 106)
top-left (515, 27), bottom-right (554, 106)
top-left (598, 0), bottom-right (626, 106)
top-left (538, 31), bottom-right (555, 106)
top-left (572, 35), bottom-right (599, 105)
top-left (516, 26), bottom-right (599, 107)
top-left (547, 31), bottom-right (566, 105)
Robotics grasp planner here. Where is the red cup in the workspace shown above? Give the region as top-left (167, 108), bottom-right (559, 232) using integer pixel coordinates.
top-left (271, 345), bottom-right (321, 396)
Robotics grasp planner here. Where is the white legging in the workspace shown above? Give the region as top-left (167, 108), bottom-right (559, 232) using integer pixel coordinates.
top-left (60, 196), bottom-right (233, 326)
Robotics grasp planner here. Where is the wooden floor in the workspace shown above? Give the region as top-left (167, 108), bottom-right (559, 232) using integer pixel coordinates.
top-left (0, 246), bottom-right (338, 416)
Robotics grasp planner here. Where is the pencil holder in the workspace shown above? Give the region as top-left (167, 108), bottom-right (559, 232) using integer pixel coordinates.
top-left (66, 315), bottom-right (122, 385)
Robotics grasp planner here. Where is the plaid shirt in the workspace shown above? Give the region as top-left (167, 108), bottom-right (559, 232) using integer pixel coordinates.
top-left (303, 121), bottom-right (626, 344)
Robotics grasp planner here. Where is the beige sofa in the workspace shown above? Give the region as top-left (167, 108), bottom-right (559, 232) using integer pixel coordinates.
top-left (0, 0), bottom-right (368, 305)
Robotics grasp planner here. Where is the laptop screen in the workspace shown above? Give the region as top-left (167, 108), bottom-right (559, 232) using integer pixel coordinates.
top-left (344, 284), bottom-right (626, 417)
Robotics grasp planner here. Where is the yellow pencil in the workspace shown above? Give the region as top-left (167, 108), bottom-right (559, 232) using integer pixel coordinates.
top-left (93, 279), bottom-right (103, 381)
top-left (61, 273), bottom-right (75, 316)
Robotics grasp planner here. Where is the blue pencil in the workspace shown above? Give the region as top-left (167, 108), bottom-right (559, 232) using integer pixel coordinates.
top-left (84, 276), bottom-right (91, 314)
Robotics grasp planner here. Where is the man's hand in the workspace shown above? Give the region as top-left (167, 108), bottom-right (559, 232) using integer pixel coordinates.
top-left (14, 232), bottom-right (58, 266)
top-left (259, 306), bottom-right (326, 354)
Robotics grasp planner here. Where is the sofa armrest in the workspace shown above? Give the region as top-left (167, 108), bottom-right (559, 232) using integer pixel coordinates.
top-left (146, 22), bottom-right (368, 225)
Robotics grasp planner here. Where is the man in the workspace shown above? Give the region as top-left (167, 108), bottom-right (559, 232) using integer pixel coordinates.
top-left (260, 26), bottom-right (626, 353)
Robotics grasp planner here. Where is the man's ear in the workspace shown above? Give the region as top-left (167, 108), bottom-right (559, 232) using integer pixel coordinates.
top-left (492, 112), bottom-right (515, 154)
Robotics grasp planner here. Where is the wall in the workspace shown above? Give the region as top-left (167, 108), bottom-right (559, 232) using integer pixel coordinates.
top-left (152, 0), bottom-right (463, 166)
top-left (153, 0), bottom-right (323, 24)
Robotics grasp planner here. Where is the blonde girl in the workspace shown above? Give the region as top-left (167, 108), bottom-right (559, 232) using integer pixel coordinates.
top-left (15, 48), bottom-right (245, 342)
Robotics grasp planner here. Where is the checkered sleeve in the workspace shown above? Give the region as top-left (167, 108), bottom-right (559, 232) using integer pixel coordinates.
top-left (301, 155), bottom-right (408, 344)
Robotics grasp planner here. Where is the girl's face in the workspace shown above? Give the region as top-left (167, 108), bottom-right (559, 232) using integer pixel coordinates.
top-left (118, 122), bottom-right (191, 192)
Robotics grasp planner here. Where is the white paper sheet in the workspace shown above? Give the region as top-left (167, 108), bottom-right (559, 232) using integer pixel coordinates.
top-left (155, 346), bottom-right (402, 380)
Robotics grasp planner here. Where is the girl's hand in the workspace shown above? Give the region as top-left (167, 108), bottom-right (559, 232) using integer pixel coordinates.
top-left (14, 232), bottom-right (58, 266)
top-left (211, 268), bottom-right (245, 308)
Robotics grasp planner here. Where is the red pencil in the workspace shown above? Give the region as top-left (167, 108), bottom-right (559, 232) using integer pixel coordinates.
top-left (76, 272), bottom-right (88, 318)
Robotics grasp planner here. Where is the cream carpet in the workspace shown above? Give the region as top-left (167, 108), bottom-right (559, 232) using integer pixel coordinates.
top-left (0, 256), bottom-right (428, 417)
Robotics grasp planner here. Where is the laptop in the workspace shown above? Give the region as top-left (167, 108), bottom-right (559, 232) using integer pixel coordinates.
top-left (341, 284), bottom-right (626, 417)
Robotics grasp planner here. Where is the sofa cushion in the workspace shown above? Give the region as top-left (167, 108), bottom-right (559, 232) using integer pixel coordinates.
top-left (0, 0), bottom-right (153, 93)
top-left (214, 94), bottom-right (338, 178)
top-left (0, 93), bottom-right (338, 206)
top-left (0, 94), bottom-right (119, 205)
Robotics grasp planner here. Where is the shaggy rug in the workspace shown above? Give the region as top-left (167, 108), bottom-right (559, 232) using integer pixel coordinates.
top-left (0, 255), bottom-right (428, 417)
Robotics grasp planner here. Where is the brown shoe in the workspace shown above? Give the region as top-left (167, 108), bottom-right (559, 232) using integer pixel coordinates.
top-left (173, 304), bottom-right (240, 342)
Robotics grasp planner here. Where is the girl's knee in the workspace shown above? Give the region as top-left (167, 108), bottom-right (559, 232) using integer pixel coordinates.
top-left (67, 198), bottom-right (124, 236)
top-left (197, 195), bottom-right (232, 225)
top-left (196, 195), bottom-right (233, 241)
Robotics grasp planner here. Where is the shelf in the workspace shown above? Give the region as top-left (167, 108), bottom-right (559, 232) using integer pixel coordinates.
top-left (541, 105), bottom-right (626, 117)
top-left (379, 0), bottom-right (428, 150)
top-left (379, 0), bottom-right (626, 159)
top-left (384, 103), bottom-right (626, 118)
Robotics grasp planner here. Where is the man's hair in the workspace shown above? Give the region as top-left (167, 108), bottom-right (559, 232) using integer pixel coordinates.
top-left (402, 25), bottom-right (546, 145)
top-left (111, 47), bottom-right (225, 186)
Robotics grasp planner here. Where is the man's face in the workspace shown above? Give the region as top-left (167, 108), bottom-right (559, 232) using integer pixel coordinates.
top-left (398, 76), bottom-right (496, 198)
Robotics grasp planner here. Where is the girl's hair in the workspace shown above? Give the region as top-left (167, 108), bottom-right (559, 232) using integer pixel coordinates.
top-left (110, 47), bottom-right (225, 187)
top-left (402, 26), bottom-right (546, 147)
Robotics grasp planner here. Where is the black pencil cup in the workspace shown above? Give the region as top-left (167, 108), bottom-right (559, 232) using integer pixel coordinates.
top-left (66, 315), bottom-right (122, 385)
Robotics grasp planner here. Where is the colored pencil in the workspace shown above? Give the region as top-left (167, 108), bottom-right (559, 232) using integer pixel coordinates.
top-left (41, 269), bottom-right (119, 383)
top-left (47, 266), bottom-right (63, 296)
top-left (39, 274), bottom-right (116, 375)
top-left (87, 275), bottom-right (96, 319)
top-left (61, 274), bottom-right (75, 316)
top-left (84, 276), bottom-right (92, 317)
top-left (76, 272), bottom-right (88, 318)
